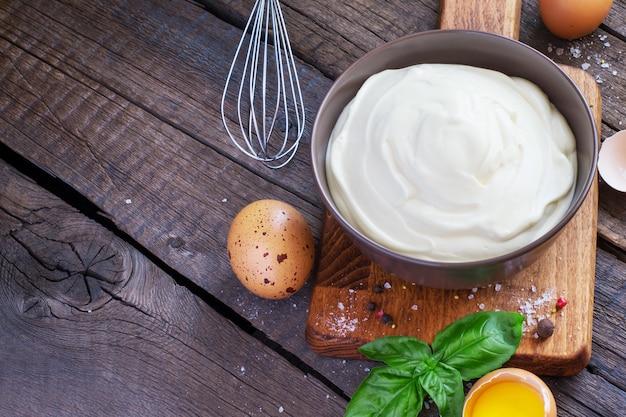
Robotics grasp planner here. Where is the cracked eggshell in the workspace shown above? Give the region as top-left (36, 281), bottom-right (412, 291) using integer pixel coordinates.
top-left (598, 130), bottom-right (626, 192)
top-left (227, 199), bottom-right (315, 299)
top-left (463, 368), bottom-right (556, 417)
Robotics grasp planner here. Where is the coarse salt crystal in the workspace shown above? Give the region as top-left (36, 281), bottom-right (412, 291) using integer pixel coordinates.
top-left (327, 314), bottom-right (358, 335)
top-left (338, 302), bottom-right (345, 310)
top-left (495, 283), bottom-right (502, 292)
top-left (582, 62), bottom-right (591, 70)
top-left (384, 282), bottom-right (392, 289)
top-left (411, 304), bottom-right (418, 311)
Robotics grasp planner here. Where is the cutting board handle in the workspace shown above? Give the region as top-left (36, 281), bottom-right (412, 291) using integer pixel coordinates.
top-left (439, 0), bottom-right (522, 39)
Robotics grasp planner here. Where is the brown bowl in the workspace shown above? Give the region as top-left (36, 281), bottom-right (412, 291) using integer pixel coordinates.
top-left (310, 30), bottom-right (597, 289)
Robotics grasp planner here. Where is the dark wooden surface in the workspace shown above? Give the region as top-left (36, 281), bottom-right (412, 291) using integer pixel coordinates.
top-left (0, 0), bottom-right (624, 416)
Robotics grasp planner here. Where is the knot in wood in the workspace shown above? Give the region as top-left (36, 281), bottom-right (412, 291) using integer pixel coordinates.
top-left (168, 236), bottom-right (185, 248)
top-left (7, 220), bottom-right (134, 314)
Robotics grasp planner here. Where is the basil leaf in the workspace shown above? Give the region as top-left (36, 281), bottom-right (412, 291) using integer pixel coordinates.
top-left (432, 311), bottom-right (524, 380)
top-left (344, 366), bottom-right (424, 417)
top-left (358, 336), bottom-right (432, 372)
top-left (419, 362), bottom-right (464, 417)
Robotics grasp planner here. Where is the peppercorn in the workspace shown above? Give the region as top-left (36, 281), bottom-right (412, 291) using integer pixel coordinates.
top-left (366, 301), bottom-right (376, 311)
top-left (373, 284), bottom-right (384, 294)
top-left (556, 297), bottom-right (568, 309)
top-left (537, 318), bottom-right (555, 338)
top-left (381, 314), bottom-right (393, 325)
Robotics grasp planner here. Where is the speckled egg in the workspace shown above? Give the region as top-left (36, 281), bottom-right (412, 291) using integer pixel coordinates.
top-left (227, 200), bottom-right (315, 299)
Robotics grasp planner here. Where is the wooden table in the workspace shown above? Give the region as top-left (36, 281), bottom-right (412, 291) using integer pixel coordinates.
top-left (0, 0), bottom-right (624, 416)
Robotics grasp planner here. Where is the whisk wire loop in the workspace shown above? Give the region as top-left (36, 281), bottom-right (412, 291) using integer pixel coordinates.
top-left (221, 0), bottom-right (305, 169)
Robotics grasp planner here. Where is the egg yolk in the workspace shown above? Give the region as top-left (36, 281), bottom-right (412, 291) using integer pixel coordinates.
top-left (468, 381), bottom-right (545, 417)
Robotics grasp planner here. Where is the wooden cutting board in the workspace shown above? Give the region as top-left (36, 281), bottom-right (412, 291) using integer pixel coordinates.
top-left (305, 0), bottom-right (600, 376)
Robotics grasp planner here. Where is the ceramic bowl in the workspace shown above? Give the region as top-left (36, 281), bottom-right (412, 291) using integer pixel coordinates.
top-left (310, 30), bottom-right (597, 289)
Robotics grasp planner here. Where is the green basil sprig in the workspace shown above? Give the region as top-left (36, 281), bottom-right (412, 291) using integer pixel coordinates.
top-left (345, 311), bottom-right (524, 417)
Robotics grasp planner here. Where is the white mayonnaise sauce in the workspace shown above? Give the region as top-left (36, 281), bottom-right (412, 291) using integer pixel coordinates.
top-left (326, 64), bottom-right (577, 262)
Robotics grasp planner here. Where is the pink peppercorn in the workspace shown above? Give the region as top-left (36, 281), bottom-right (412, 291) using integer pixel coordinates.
top-left (556, 297), bottom-right (568, 309)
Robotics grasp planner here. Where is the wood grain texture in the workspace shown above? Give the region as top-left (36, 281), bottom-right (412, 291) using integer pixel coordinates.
top-left (0, 0), bottom-right (625, 416)
top-left (439, 0), bottom-right (522, 39)
top-left (0, 160), bottom-right (347, 416)
top-left (0, 0), bottom-right (378, 397)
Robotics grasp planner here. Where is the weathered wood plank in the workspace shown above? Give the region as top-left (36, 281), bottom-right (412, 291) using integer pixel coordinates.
top-left (0, 0), bottom-right (328, 202)
top-left (0, 0), bottom-right (625, 415)
top-left (0, 1), bottom-right (325, 287)
top-left (3, 154), bottom-right (623, 417)
top-left (517, 1), bottom-right (626, 132)
top-left (0, 158), bottom-right (348, 416)
top-left (200, 0), bottom-right (626, 134)
top-left (603, 0), bottom-right (626, 37)
top-left (591, 249), bottom-right (626, 389)
top-left (0, 0), bottom-right (376, 396)
top-left (598, 181), bottom-right (626, 251)
top-left (199, 0), bottom-right (441, 80)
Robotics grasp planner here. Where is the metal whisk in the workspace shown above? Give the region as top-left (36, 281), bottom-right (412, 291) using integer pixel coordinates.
top-left (221, 0), bottom-right (305, 169)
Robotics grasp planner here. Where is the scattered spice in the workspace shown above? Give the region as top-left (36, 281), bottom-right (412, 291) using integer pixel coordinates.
top-left (381, 314), bottom-right (393, 325)
top-left (517, 288), bottom-right (556, 332)
top-left (537, 318), bottom-right (555, 338)
top-left (373, 284), bottom-right (384, 294)
top-left (366, 301), bottom-right (376, 311)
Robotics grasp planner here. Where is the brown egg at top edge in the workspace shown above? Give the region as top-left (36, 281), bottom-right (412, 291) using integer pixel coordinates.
top-left (227, 199), bottom-right (315, 300)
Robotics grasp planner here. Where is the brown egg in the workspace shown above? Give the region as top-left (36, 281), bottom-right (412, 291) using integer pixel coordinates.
top-left (539, 0), bottom-right (613, 40)
top-left (227, 200), bottom-right (315, 299)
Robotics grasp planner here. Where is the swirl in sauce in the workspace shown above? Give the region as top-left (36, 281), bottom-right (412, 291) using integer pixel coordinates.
top-left (326, 64), bottom-right (577, 262)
